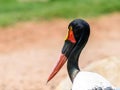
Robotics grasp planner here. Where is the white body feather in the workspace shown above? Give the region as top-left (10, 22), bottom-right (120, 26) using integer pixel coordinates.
top-left (72, 71), bottom-right (114, 90)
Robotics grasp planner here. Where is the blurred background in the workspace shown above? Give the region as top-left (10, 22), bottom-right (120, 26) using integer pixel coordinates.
top-left (0, 0), bottom-right (120, 90)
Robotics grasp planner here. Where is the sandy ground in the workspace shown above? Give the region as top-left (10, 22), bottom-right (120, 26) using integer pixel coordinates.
top-left (0, 13), bottom-right (120, 90)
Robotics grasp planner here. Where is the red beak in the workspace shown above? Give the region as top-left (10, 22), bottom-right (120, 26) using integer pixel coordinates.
top-left (47, 54), bottom-right (67, 83)
top-left (47, 28), bottom-right (76, 83)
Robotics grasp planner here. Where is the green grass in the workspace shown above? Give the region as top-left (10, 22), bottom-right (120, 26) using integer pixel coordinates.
top-left (0, 0), bottom-right (120, 26)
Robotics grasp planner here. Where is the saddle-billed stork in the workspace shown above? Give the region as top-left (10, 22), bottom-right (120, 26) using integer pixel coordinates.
top-left (47, 19), bottom-right (116, 90)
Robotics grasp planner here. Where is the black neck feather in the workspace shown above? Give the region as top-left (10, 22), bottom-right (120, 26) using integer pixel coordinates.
top-left (67, 29), bottom-right (90, 82)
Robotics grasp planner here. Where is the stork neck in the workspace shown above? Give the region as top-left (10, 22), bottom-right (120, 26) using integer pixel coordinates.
top-left (67, 45), bottom-right (82, 82)
top-left (67, 48), bottom-right (80, 82)
top-left (67, 30), bottom-right (89, 82)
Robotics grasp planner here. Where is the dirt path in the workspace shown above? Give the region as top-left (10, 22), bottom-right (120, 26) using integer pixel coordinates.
top-left (0, 13), bottom-right (120, 90)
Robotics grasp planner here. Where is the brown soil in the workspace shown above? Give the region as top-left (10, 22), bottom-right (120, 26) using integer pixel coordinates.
top-left (0, 13), bottom-right (120, 90)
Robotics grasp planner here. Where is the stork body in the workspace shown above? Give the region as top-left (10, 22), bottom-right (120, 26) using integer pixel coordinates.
top-left (72, 71), bottom-right (114, 90)
top-left (47, 19), bottom-right (115, 90)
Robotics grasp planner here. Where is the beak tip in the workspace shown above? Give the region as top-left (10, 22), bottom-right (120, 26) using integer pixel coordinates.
top-left (46, 78), bottom-right (50, 84)
top-left (47, 73), bottom-right (55, 83)
top-left (46, 80), bottom-right (49, 85)
top-left (47, 54), bottom-right (67, 83)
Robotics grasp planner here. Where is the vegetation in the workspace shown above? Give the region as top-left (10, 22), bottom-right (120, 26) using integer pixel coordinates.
top-left (0, 0), bottom-right (120, 26)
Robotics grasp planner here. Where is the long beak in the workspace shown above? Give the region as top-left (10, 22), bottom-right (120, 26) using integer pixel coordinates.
top-left (47, 29), bottom-right (76, 83)
top-left (47, 54), bottom-right (67, 83)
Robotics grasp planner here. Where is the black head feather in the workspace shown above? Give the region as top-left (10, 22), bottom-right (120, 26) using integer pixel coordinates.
top-left (68, 19), bottom-right (90, 42)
